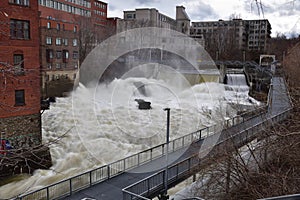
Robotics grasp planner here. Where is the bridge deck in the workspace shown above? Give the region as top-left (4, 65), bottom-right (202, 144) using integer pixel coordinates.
top-left (63, 77), bottom-right (291, 200)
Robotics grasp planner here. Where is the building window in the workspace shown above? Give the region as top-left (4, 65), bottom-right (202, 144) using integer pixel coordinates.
top-left (13, 54), bottom-right (24, 75)
top-left (47, 22), bottom-right (51, 29)
top-left (10, 19), bottom-right (30, 40)
top-left (9, 0), bottom-right (29, 6)
top-left (46, 37), bottom-right (52, 45)
top-left (54, 1), bottom-right (58, 9)
top-left (57, 23), bottom-right (60, 30)
top-left (62, 24), bottom-right (65, 31)
top-left (15, 90), bottom-right (25, 106)
top-left (56, 63), bottom-right (61, 69)
top-left (56, 37), bottom-right (61, 45)
top-left (46, 49), bottom-right (53, 62)
top-left (73, 51), bottom-right (78, 59)
top-left (63, 50), bottom-right (69, 63)
top-left (72, 38), bottom-right (77, 46)
top-left (74, 26), bottom-right (77, 33)
top-left (126, 14), bottom-right (133, 19)
top-left (56, 50), bottom-right (62, 59)
top-left (62, 38), bottom-right (68, 46)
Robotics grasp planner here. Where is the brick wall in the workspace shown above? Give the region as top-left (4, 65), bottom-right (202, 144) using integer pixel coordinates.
top-left (0, 0), bottom-right (42, 146)
top-left (0, 1), bottom-right (41, 119)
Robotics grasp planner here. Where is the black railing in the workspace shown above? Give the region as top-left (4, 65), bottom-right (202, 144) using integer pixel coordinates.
top-left (17, 106), bottom-right (267, 200)
top-left (122, 108), bottom-right (292, 200)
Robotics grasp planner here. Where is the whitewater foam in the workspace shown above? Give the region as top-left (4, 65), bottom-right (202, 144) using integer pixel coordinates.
top-left (0, 77), bottom-right (251, 198)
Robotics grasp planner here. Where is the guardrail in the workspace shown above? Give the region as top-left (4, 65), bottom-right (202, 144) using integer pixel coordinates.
top-left (122, 108), bottom-right (292, 200)
top-left (17, 106), bottom-right (267, 200)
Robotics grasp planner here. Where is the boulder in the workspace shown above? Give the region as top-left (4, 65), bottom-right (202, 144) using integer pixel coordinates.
top-left (135, 99), bottom-right (151, 110)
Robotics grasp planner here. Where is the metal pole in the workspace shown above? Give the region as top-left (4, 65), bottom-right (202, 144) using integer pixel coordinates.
top-left (164, 108), bottom-right (170, 144)
top-left (163, 108), bottom-right (170, 199)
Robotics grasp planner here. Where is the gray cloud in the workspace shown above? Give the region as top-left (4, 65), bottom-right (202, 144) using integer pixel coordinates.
top-left (135, 0), bottom-right (159, 4)
top-left (246, 0), bottom-right (300, 17)
top-left (109, 4), bottom-right (117, 11)
top-left (188, 1), bottom-right (218, 20)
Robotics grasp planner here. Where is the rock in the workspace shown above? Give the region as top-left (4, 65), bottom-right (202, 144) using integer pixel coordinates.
top-left (135, 99), bottom-right (151, 110)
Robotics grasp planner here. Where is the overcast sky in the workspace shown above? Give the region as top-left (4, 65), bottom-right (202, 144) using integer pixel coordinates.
top-left (105, 0), bottom-right (300, 38)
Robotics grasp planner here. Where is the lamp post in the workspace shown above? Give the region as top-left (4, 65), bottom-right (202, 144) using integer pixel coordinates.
top-left (163, 108), bottom-right (170, 199)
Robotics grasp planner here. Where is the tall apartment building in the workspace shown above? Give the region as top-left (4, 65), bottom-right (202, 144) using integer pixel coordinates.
top-left (0, 0), bottom-right (43, 148)
top-left (246, 19), bottom-right (271, 51)
top-left (117, 6), bottom-right (191, 35)
top-left (39, 0), bottom-right (116, 98)
top-left (191, 19), bottom-right (271, 53)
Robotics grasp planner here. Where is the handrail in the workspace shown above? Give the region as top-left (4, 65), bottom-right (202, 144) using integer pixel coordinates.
top-left (17, 106), bottom-right (267, 200)
top-left (122, 108), bottom-right (292, 200)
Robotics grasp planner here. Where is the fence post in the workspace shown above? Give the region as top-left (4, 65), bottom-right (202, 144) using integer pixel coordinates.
top-left (124, 159), bottom-right (126, 171)
top-left (70, 179), bottom-right (72, 196)
top-left (90, 171), bottom-right (92, 186)
top-left (173, 141), bottom-right (175, 151)
top-left (147, 177), bottom-right (150, 195)
top-left (107, 165), bottom-right (110, 179)
top-left (47, 187), bottom-right (49, 200)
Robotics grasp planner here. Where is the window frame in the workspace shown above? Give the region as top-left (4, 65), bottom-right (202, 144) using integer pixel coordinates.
top-left (13, 53), bottom-right (24, 75)
top-left (55, 37), bottom-right (62, 45)
top-left (72, 51), bottom-right (78, 59)
top-left (9, 0), bottom-right (30, 6)
top-left (15, 90), bottom-right (25, 106)
top-left (46, 49), bottom-right (54, 63)
top-left (72, 38), bottom-right (77, 46)
top-left (56, 50), bottom-right (62, 59)
top-left (47, 22), bottom-right (51, 29)
top-left (10, 19), bottom-right (30, 40)
top-left (46, 36), bottom-right (52, 45)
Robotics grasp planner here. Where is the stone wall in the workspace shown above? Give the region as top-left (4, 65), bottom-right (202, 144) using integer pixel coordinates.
top-left (0, 114), bottom-right (52, 178)
top-left (0, 114), bottom-right (41, 148)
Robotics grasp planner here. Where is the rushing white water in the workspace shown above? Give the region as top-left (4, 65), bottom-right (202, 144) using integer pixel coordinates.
top-left (0, 76), bottom-right (256, 199)
top-left (225, 73), bottom-right (259, 105)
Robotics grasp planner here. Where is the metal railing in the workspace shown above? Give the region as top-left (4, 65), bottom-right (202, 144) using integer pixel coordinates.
top-left (17, 106), bottom-right (267, 200)
top-left (122, 108), bottom-right (292, 200)
top-left (258, 193), bottom-right (300, 200)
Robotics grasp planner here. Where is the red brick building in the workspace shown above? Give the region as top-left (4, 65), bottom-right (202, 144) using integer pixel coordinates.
top-left (38, 0), bottom-right (116, 98)
top-left (39, 4), bottom-right (80, 98)
top-left (0, 0), bottom-right (42, 148)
